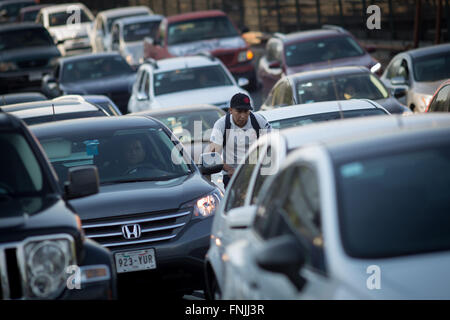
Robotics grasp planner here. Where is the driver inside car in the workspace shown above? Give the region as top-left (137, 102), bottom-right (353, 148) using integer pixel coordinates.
top-left (123, 137), bottom-right (151, 175)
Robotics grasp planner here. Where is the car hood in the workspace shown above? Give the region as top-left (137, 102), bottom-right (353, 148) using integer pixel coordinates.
top-left (62, 73), bottom-right (136, 95)
top-left (153, 86), bottom-right (246, 109)
top-left (49, 23), bottom-right (92, 41)
top-left (413, 80), bottom-right (443, 95)
top-left (286, 54), bottom-right (376, 75)
top-left (168, 36), bottom-right (246, 56)
top-left (0, 46), bottom-right (60, 62)
top-left (0, 196), bottom-right (79, 242)
top-left (374, 97), bottom-right (409, 114)
top-left (69, 173), bottom-right (215, 221)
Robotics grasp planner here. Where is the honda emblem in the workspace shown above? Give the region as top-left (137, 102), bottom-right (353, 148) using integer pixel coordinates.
top-left (121, 224), bottom-right (142, 240)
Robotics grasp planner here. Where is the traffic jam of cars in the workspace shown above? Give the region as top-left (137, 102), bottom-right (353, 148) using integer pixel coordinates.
top-left (0, 0), bottom-right (449, 302)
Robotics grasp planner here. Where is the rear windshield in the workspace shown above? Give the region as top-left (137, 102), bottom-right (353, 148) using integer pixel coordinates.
top-left (123, 21), bottom-right (161, 42)
top-left (413, 51), bottom-right (450, 82)
top-left (167, 16), bottom-right (239, 45)
top-left (285, 36), bottom-right (365, 67)
top-left (269, 109), bottom-right (387, 130)
top-left (38, 127), bottom-right (192, 187)
top-left (0, 28), bottom-right (54, 50)
top-left (107, 13), bottom-right (149, 32)
top-left (153, 65), bottom-right (233, 96)
top-left (336, 143), bottom-right (450, 258)
top-left (49, 9), bottom-right (92, 26)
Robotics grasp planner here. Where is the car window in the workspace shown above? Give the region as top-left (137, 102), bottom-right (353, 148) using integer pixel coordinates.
top-left (39, 127), bottom-right (192, 188)
top-left (397, 59), bottom-right (409, 80)
top-left (285, 36), bottom-right (364, 67)
top-left (280, 165), bottom-right (325, 273)
top-left (153, 65), bottom-right (233, 96)
top-left (111, 26), bottom-right (120, 48)
top-left (123, 21), bottom-right (161, 42)
top-left (413, 51), bottom-right (450, 82)
top-left (61, 56), bottom-right (133, 83)
top-left (48, 9), bottom-right (92, 27)
top-left (272, 79), bottom-right (291, 107)
top-left (251, 146), bottom-right (273, 204)
top-left (0, 27), bottom-right (54, 50)
top-left (138, 71), bottom-right (150, 97)
top-left (36, 12), bottom-right (43, 24)
top-left (106, 13), bottom-right (149, 32)
top-left (429, 85), bottom-right (450, 112)
top-left (167, 16), bottom-right (239, 45)
top-left (385, 58), bottom-right (401, 79)
top-left (266, 39), bottom-right (282, 62)
top-left (225, 147), bottom-right (260, 213)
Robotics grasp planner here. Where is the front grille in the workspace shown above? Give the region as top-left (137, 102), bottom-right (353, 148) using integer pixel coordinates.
top-left (0, 246), bottom-right (24, 300)
top-left (16, 59), bottom-right (49, 69)
top-left (82, 209), bottom-right (192, 249)
top-left (214, 52), bottom-right (236, 66)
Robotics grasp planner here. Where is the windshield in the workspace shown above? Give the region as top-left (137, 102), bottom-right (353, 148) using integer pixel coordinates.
top-left (38, 127), bottom-right (192, 186)
top-left (295, 73), bottom-right (389, 104)
top-left (155, 110), bottom-right (224, 143)
top-left (123, 21), bottom-right (160, 42)
top-left (153, 65), bottom-right (233, 96)
top-left (285, 36), bottom-right (365, 67)
top-left (49, 9), bottom-right (92, 27)
top-left (0, 132), bottom-right (50, 198)
top-left (61, 56), bottom-right (133, 83)
top-left (167, 16), bottom-right (239, 45)
top-left (0, 28), bottom-right (53, 50)
top-left (413, 52), bottom-right (450, 82)
top-left (336, 143), bottom-right (450, 258)
top-left (269, 109), bottom-right (387, 130)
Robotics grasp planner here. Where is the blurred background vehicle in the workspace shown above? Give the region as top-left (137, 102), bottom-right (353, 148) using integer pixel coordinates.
top-left (144, 10), bottom-right (257, 91)
top-left (31, 116), bottom-right (224, 298)
top-left (222, 114), bottom-right (450, 299)
top-left (260, 66), bottom-right (409, 114)
top-left (36, 3), bottom-right (95, 56)
top-left (110, 14), bottom-right (163, 69)
top-left (0, 0), bottom-right (35, 24)
top-left (258, 26), bottom-right (381, 98)
top-left (380, 43), bottom-right (450, 113)
top-left (1, 96), bottom-right (113, 125)
top-left (41, 52), bottom-right (136, 114)
top-left (17, 3), bottom-right (49, 23)
top-left (128, 54), bottom-right (251, 113)
top-left (0, 23), bottom-right (61, 94)
top-left (0, 92), bottom-right (47, 105)
top-left (90, 6), bottom-right (153, 53)
top-left (258, 99), bottom-right (389, 130)
top-left (0, 112), bottom-right (117, 300)
top-left (427, 79), bottom-right (450, 113)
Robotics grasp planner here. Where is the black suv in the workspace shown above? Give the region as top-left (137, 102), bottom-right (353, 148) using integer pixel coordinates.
top-left (0, 113), bottom-right (116, 300)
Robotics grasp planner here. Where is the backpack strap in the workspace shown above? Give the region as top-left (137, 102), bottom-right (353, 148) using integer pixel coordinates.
top-left (223, 113), bottom-right (231, 148)
top-left (249, 112), bottom-right (261, 139)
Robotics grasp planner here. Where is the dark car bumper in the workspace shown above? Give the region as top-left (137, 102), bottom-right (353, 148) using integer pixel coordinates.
top-left (110, 216), bottom-right (212, 296)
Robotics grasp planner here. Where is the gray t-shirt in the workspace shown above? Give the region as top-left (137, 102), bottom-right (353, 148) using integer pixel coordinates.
top-left (210, 112), bottom-right (271, 171)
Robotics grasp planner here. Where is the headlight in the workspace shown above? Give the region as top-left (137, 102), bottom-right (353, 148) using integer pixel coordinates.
top-left (370, 62), bottom-right (381, 74)
top-left (24, 237), bottom-right (75, 299)
top-left (0, 62), bottom-right (18, 72)
top-left (182, 190), bottom-right (223, 218)
top-left (237, 49), bottom-right (254, 63)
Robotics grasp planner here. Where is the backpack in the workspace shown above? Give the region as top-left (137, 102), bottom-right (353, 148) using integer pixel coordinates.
top-left (222, 112), bottom-right (261, 148)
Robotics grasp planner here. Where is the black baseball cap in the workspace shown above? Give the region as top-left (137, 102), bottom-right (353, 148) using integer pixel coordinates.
top-left (230, 93), bottom-right (253, 111)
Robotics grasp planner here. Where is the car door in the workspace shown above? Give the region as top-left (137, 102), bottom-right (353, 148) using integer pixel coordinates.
top-left (428, 84), bottom-right (450, 112)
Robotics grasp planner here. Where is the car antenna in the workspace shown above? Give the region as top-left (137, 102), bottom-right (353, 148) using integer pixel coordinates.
top-left (328, 59), bottom-right (344, 119)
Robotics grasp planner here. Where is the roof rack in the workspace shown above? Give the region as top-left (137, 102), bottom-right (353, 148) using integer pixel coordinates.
top-left (197, 51), bottom-right (216, 61)
top-left (322, 24), bottom-right (347, 33)
top-left (144, 58), bottom-right (159, 69)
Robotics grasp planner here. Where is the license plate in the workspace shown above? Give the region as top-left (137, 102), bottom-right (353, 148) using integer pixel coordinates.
top-left (28, 72), bottom-right (42, 81)
top-left (114, 249), bottom-right (156, 273)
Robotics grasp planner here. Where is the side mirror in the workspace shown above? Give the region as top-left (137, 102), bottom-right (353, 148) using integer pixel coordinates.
top-left (198, 152), bottom-right (223, 175)
top-left (64, 165), bottom-right (99, 200)
top-left (237, 77), bottom-right (249, 88)
top-left (391, 76), bottom-right (407, 86)
top-left (269, 61), bottom-right (281, 69)
top-left (255, 235), bottom-right (307, 291)
top-left (136, 92), bottom-right (149, 101)
top-left (392, 87), bottom-right (407, 99)
top-left (226, 205), bottom-right (257, 229)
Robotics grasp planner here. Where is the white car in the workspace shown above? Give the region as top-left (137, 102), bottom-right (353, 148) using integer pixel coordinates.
top-left (222, 113), bottom-right (450, 299)
top-left (110, 15), bottom-right (163, 69)
top-left (36, 3), bottom-right (94, 56)
top-left (205, 100), bottom-right (391, 299)
top-left (90, 6), bottom-right (153, 53)
top-left (128, 54), bottom-right (251, 113)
